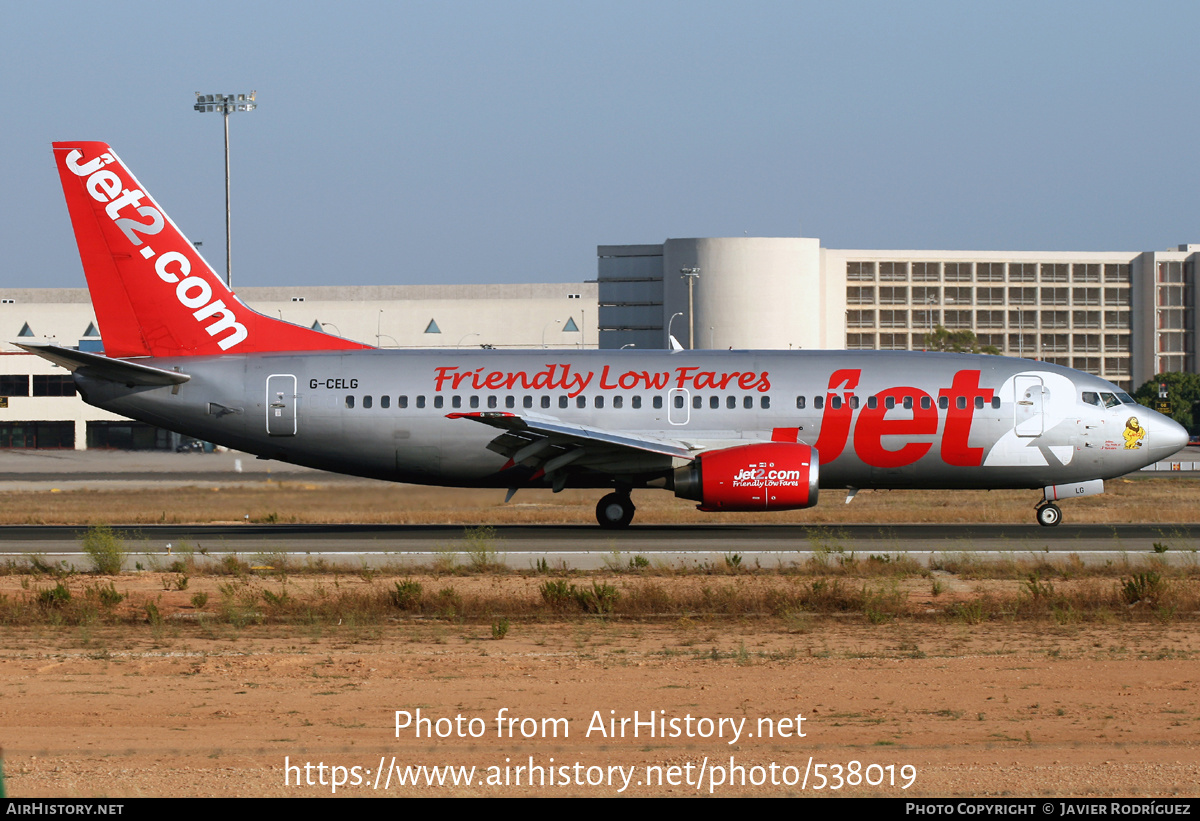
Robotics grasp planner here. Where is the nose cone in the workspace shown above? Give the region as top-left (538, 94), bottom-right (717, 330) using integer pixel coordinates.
top-left (1148, 413), bottom-right (1189, 459)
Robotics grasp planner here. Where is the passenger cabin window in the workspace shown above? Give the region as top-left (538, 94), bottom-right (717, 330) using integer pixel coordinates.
top-left (433, 396), bottom-right (443, 409)
top-left (505, 396), bottom-right (514, 409)
top-left (396, 395), bottom-right (406, 409)
top-left (469, 396), bottom-right (479, 409)
top-left (559, 396), bottom-right (568, 409)
top-left (761, 396), bottom-right (770, 409)
top-left (674, 395), bottom-right (685, 409)
top-left (363, 395), bottom-right (372, 409)
top-left (380, 396), bottom-right (390, 409)
top-left (744, 396), bottom-right (753, 409)
top-left (541, 396), bottom-right (550, 409)
top-left (938, 396), bottom-right (949, 410)
top-left (576, 396), bottom-right (586, 409)
top-left (692, 395), bottom-right (701, 409)
top-left (653, 396), bottom-right (663, 409)
top-left (523, 396), bottom-right (532, 409)
top-left (633, 396), bottom-right (642, 409)
top-left (416, 395), bottom-right (425, 408)
top-left (345, 396), bottom-right (355, 409)
top-left (487, 395), bottom-right (497, 409)
top-left (452, 396), bottom-right (462, 409)
top-left (595, 396), bottom-right (604, 409)
top-left (613, 396), bottom-right (623, 409)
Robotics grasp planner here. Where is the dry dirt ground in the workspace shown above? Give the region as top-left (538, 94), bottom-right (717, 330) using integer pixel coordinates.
top-left (2, 573), bottom-right (1198, 798)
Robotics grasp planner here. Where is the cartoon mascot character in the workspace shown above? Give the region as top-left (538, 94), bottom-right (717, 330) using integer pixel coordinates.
top-left (1123, 417), bottom-right (1146, 450)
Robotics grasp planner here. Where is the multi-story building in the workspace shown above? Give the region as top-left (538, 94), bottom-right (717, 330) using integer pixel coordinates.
top-left (598, 238), bottom-right (1199, 392)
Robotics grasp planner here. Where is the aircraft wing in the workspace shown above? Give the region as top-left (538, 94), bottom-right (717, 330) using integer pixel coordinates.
top-left (16, 341), bottom-right (191, 387)
top-left (446, 411), bottom-right (697, 480)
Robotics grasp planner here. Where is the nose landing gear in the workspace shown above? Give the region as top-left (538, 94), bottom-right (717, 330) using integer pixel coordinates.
top-left (596, 492), bottom-right (635, 528)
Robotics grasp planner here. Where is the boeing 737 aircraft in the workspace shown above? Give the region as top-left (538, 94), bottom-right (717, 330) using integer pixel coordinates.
top-left (22, 142), bottom-right (1189, 528)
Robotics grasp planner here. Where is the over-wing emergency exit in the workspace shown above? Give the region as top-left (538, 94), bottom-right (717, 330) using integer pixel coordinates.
top-left (23, 142), bottom-right (1189, 528)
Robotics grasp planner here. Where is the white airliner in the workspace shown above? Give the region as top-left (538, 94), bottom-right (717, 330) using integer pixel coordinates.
top-left (21, 142), bottom-right (1189, 528)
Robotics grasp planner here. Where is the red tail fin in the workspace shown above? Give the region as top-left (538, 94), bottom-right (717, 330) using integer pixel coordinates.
top-left (53, 141), bottom-right (371, 357)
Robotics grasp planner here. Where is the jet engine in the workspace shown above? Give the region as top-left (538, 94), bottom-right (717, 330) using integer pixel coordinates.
top-left (673, 443), bottom-right (819, 511)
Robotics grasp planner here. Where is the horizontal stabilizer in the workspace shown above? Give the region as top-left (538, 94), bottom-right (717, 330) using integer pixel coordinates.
top-left (16, 341), bottom-right (190, 387)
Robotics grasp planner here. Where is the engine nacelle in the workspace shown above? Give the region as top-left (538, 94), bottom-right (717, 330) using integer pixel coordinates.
top-left (673, 442), bottom-right (819, 511)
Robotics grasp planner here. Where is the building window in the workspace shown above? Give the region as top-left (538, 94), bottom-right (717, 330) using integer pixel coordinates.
top-left (879, 261), bottom-right (908, 281)
top-left (879, 286), bottom-right (908, 305)
top-left (847, 286), bottom-right (875, 305)
top-left (1104, 287), bottom-right (1130, 307)
top-left (943, 262), bottom-right (973, 282)
top-left (0, 375), bottom-right (29, 396)
top-left (1041, 263), bottom-right (1069, 282)
top-left (32, 376), bottom-right (76, 397)
top-left (1008, 287), bottom-right (1037, 305)
top-left (0, 421), bottom-right (74, 449)
top-left (976, 287), bottom-right (1004, 305)
top-left (1073, 263), bottom-right (1100, 282)
top-left (1104, 263), bottom-right (1131, 283)
top-left (944, 310), bottom-right (972, 329)
top-left (1042, 311), bottom-right (1069, 329)
top-left (1041, 287), bottom-right (1069, 306)
top-left (1008, 263), bottom-right (1036, 282)
top-left (911, 262), bottom-right (940, 282)
top-left (944, 287), bottom-right (972, 305)
top-left (846, 310), bottom-right (875, 328)
top-left (879, 310), bottom-right (908, 328)
top-left (977, 262), bottom-right (1006, 282)
top-left (847, 261), bottom-right (876, 281)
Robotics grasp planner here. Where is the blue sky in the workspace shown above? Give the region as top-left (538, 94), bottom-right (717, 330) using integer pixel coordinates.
top-left (3, 1), bottom-right (1198, 288)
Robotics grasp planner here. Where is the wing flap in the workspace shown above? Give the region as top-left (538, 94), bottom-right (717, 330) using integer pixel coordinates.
top-left (446, 411), bottom-right (696, 462)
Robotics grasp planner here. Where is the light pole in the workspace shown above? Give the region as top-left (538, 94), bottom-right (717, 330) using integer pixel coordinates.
top-left (541, 319), bottom-right (561, 348)
top-left (667, 312), bottom-right (683, 348)
top-left (194, 91), bottom-right (256, 288)
top-left (680, 267), bottom-right (700, 348)
top-left (457, 332), bottom-right (481, 348)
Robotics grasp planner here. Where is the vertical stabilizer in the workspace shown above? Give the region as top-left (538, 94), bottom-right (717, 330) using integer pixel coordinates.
top-left (52, 141), bottom-right (372, 357)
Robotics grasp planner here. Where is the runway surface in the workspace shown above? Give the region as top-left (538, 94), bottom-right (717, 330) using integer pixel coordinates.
top-left (5, 522), bottom-right (1198, 569)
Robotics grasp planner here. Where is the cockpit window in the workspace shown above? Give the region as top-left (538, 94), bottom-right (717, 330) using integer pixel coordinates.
top-left (1082, 391), bottom-right (1100, 406)
top-left (1100, 392), bottom-right (1121, 409)
top-left (1116, 392), bottom-right (1136, 405)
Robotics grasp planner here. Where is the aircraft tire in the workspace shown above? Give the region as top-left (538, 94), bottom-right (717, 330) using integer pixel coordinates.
top-left (1036, 503), bottom-right (1062, 527)
top-left (596, 493), bottom-right (635, 528)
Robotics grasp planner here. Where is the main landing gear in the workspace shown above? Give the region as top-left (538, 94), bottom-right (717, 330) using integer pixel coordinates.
top-left (596, 492), bottom-right (635, 529)
top-left (1035, 502), bottom-right (1062, 527)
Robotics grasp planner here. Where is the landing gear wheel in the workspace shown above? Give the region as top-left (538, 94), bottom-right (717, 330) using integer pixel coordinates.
top-left (596, 493), bottom-right (635, 529)
top-left (1036, 503), bottom-right (1062, 527)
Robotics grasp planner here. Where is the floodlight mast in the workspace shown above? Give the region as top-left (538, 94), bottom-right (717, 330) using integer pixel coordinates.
top-left (193, 91), bottom-right (256, 288)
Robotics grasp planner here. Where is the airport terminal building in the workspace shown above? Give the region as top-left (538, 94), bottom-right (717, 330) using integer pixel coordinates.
top-left (1, 236), bottom-right (1195, 449)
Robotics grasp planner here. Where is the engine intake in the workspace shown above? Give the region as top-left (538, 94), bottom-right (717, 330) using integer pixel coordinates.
top-left (674, 442), bottom-right (819, 511)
